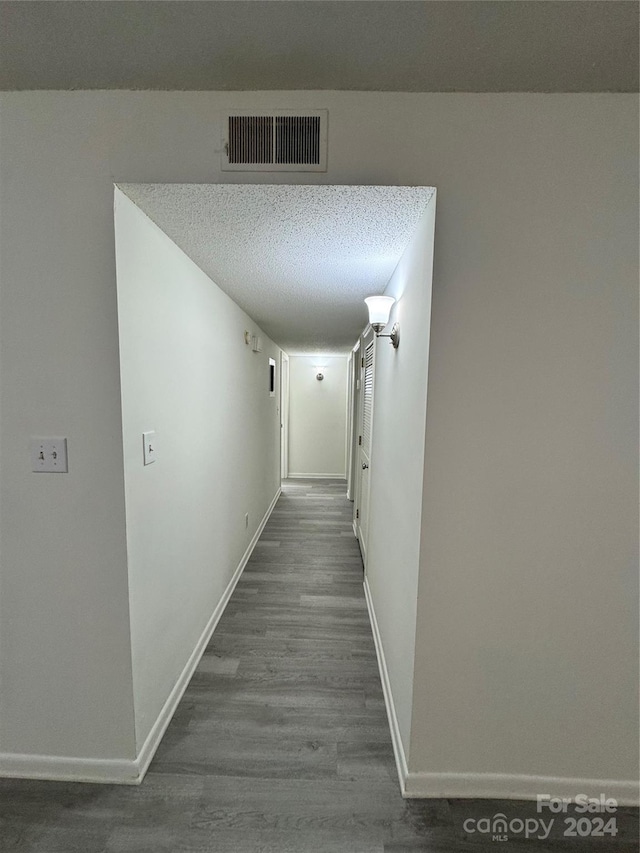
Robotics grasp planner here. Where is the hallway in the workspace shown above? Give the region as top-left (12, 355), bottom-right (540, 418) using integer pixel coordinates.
top-left (1, 480), bottom-right (638, 851)
top-left (152, 478), bottom-right (394, 786)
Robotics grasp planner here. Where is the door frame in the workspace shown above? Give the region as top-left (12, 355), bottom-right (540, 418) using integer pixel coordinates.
top-left (280, 351), bottom-right (290, 479)
top-left (346, 345), bottom-right (359, 502)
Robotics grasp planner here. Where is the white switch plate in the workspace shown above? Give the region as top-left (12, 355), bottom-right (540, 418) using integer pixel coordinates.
top-left (143, 431), bottom-right (157, 465)
top-left (31, 437), bottom-right (68, 473)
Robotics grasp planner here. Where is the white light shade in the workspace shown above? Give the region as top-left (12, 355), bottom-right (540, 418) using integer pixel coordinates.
top-left (365, 295), bottom-right (395, 327)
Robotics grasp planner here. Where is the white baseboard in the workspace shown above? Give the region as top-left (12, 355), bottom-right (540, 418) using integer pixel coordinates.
top-left (287, 472), bottom-right (346, 479)
top-left (0, 753), bottom-right (141, 785)
top-left (404, 772), bottom-right (639, 807)
top-left (0, 487), bottom-right (282, 787)
top-left (363, 577), bottom-right (639, 808)
top-left (363, 576), bottom-right (409, 795)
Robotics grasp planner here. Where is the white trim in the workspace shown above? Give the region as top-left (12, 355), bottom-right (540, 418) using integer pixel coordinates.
top-left (287, 472), bottom-right (346, 479)
top-left (0, 487), bottom-right (282, 787)
top-left (403, 772), bottom-right (639, 807)
top-left (363, 576), bottom-right (639, 807)
top-left (280, 351), bottom-right (290, 480)
top-left (345, 351), bottom-right (354, 502)
top-left (363, 576), bottom-right (409, 795)
top-left (0, 753), bottom-right (141, 786)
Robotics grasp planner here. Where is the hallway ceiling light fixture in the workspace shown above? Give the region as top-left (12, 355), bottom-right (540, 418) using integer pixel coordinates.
top-left (365, 296), bottom-right (400, 348)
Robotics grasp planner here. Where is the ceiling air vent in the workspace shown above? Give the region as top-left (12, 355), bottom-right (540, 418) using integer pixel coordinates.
top-left (222, 110), bottom-right (327, 172)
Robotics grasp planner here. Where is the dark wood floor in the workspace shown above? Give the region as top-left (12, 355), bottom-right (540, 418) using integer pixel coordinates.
top-left (1, 479), bottom-right (638, 851)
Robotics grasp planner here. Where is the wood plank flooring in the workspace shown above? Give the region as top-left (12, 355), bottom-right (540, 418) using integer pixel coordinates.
top-left (1, 479), bottom-right (638, 851)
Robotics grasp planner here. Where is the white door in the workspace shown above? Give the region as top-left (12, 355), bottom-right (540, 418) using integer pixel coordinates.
top-left (280, 351), bottom-right (290, 479)
top-left (356, 329), bottom-right (375, 564)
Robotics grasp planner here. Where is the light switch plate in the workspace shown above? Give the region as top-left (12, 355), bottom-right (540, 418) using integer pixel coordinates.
top-left (31, 437), bottom-right (68, 473)
top-left (143, 431), bottom-right (157, 465)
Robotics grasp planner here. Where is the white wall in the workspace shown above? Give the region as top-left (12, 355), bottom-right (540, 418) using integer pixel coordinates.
top-left (288, 355), bottom-right (348, 478)
top-left (0, 95), bottom-right (138, 765)
top-left (0, 92), bottom-right (636, 796)
top-left (364, 199), bottom-right (436, 759)
top-left (114, 190), bottom-right (281, 750)
top-left (408, 97), bottom-right (639, 797)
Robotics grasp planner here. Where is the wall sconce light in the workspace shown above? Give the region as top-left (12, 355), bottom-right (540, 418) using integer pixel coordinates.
top-left (364, 296), bottom-right (400, 348)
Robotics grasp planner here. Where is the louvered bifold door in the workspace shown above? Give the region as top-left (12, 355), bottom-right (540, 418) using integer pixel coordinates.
top-left (356, 336), bottom-right (375, 565)
top-left (362, 341), bottom-right (375, 455)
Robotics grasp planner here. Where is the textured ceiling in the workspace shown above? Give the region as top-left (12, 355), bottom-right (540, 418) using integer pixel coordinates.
top-left (118, 184), bottom-right (435, 354)
top-left (1, 1), bottom-right (637, 93)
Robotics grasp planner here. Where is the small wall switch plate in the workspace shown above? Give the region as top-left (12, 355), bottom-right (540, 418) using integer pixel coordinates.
top-left (31, 437), bottom-right (68, 473)
top-left (143, 431), bottom-right (157, 465)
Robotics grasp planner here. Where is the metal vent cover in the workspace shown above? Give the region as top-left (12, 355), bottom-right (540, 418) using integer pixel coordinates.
top-left (222, 110), bottom-right (327, 172)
